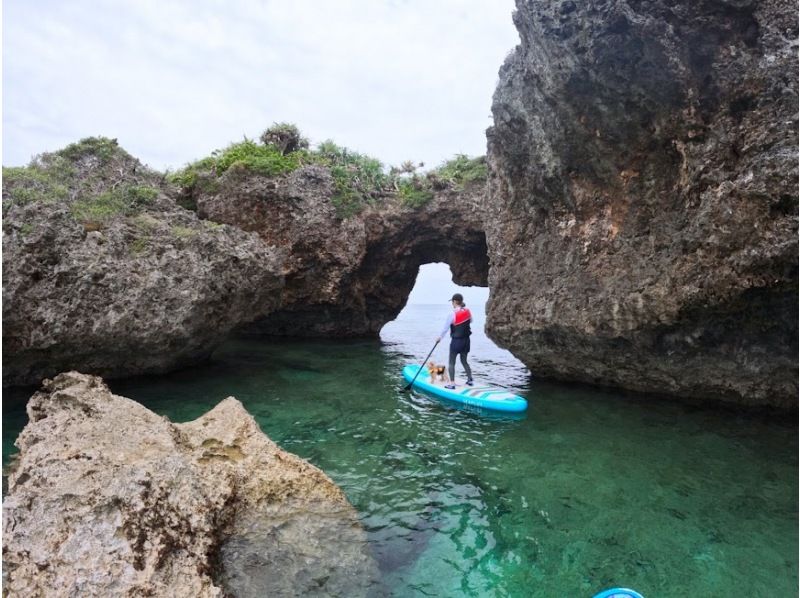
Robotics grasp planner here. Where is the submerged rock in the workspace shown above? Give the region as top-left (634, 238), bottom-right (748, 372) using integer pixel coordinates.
top-left (2, 139), bottom-right (285, 386)
top-left (486, 0), bottom-right (798, 406)
top-left (2, 372), bottom-right (380, 597)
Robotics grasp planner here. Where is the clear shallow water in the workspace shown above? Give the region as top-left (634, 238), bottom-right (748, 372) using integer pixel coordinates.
top-left (3, 304), bottom-right (797, 597)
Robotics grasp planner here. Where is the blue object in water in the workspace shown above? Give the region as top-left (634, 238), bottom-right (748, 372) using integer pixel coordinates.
top-left (402, 364), bottom-right (528, 413)
top-left (592, 589), bottom-right (645, 598)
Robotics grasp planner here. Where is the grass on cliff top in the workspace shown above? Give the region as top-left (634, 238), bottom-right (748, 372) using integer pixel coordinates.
top-left (168, 123), bottom-right (487, 217)
top-left (434, 154), bottom-right (488, 187)
top-left (3, 136), bottom-right (163, 226)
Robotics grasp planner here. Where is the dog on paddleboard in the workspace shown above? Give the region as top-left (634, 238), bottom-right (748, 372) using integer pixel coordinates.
top-left (427, 362), bottom-right (449, 384)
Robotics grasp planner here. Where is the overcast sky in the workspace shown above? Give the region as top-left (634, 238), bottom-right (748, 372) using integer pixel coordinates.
top-left (406, 263), bottom-right (489, 305)
top-left (3, 0), bottom-right (518, 172)
top-left (3, 0), bottom-right (516, 307)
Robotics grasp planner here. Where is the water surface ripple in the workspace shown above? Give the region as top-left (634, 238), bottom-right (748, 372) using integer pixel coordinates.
top-left (3, 304), bottom-right (796, 596)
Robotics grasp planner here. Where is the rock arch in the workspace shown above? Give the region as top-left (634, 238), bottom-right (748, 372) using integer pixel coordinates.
top-left (194, 165), bottom-right (489, 337)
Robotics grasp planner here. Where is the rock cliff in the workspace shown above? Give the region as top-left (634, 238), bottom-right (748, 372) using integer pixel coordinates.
top-left (2, 372), bottom-right (379, 596)
top-left (193, 165), bottom-right (488, 336)
top-left (486, 0), bottom-right (798, 406)
top-left (6, 4), bottom-right (797, 410)
top-left (2, 139), bottom-right (285, 386)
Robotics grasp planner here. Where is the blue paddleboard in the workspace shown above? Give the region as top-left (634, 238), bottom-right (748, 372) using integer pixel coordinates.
top-left (592, 589), bottom-right (644, 598)
top-left (402, 364), bottom-right (528, 413)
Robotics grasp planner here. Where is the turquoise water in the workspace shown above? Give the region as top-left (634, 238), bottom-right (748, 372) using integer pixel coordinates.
top-left (3, 304), bottom-right (797, 596)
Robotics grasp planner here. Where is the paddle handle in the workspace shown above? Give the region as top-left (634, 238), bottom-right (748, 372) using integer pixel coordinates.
top-left (404, 340), bottom-right (440, 390)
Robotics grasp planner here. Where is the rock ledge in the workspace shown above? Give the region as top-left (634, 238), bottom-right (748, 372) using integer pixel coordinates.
top-left (2, 372), bottom-right (378, 597)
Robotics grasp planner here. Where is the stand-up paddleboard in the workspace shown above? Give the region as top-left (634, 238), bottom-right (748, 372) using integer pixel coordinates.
top-left (592, 589), bottom-right (644, 598)
top-left (402, 365), bottom-right (528, 413)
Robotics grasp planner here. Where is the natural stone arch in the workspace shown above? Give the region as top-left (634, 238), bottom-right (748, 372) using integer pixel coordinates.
top-left (194, 165), bottom-right (489, 337)
top-left (345, 211), bottom-right (489, 334)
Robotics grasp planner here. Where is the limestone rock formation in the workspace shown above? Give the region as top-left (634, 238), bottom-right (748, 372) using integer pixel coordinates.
top-left (486, 0), bottom-right (798, 406)
top-left (2, 139), bottom-right (285, 386)
top-left (2, 372), bottom-right (380, 597)
top-left (195, 165), bottom-right (488, 336)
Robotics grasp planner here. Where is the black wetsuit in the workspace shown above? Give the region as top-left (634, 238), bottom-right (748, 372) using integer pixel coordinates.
top-left (442, 307), bottom-right (472, 382)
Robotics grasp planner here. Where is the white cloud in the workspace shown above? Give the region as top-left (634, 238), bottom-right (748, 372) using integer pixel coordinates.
top-left (3, 0), bottom-right (518, 171)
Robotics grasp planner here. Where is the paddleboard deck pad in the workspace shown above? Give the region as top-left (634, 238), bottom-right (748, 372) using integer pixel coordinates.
top-left (403, 365), bottom-right (527, 413)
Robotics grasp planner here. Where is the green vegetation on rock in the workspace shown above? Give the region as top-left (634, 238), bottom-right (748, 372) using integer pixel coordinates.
top-left (259, 122), bottom-right (309, 155)
top-left (434, 154), bottom-right (488, 188)
top-left (171, 225), bottom-right (197, 239)
top-left (169, 124), bottom-right (488, 217)
top-left (167, 156), bottom-right (216, 190)
top-left (58, 137), bottom-right (121, 164)
top-left (71, 185), bottom-right (158, 225)
top-left (3, 131), bottom-right (489, 222)
top-left (131, 213), bottom-right (162, 231)
top-left (2, 165), bottom-right (71, 205)
top-left (313, 140), bottom-right (392, 215)
top-left (129, 236), bottom-right (150, 255)
top-left (396, 179), bottom-right (434, 207)
top-left (216, 139), bottom-right (304, 177)
top-left (3, 136), bottom-right (164, 228)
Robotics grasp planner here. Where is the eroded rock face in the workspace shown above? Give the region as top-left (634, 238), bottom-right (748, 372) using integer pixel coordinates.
top-left (486, 0), bottom-right (798, 406)
top-left (3, 143), bottom-right (285, 386)
top-left (196, 165), bottom-right (488, 336)
top-left (2, 372), bottom-right (380, 597)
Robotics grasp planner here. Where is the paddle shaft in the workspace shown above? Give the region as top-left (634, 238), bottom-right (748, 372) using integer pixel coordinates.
top-left (404, 340), bottom-right (440, 390)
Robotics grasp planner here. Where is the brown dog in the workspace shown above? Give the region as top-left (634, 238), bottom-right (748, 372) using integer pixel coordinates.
top-left (427, 362), bottom-right (449, 384)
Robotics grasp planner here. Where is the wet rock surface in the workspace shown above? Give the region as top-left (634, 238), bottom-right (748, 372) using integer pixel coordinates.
top-left (486, 0), bottom-right (798, 406)
top-left (196, 165), bottom-right (488, 336)
top-left (2, 372), bottom-right (380, 597)
top-left (3, 142), bottom-right (285, 386)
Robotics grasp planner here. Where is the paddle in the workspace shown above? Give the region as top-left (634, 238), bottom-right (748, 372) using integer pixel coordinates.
top-left (404, 340), bottom-right (440, 390)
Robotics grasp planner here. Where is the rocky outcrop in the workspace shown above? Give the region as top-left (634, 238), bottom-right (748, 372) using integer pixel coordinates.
top-left (486, 0), bottom-right (798, 406)
top-left (2, 139), bottom-right (285, 386)
top-left (3, 136), bottom-right (489, 383)
top-left (2, 372), bottom-right (379, 596)
top-left (195, 166), bottom-right (488, 336)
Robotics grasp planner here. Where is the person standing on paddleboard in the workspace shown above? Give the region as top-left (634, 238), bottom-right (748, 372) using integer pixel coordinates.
top-left (436, 293), bottom-right (474, 389)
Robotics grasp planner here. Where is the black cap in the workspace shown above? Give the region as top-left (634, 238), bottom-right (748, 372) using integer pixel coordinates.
top-left (450, 293), bottom-right (463, 302)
